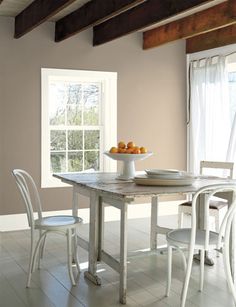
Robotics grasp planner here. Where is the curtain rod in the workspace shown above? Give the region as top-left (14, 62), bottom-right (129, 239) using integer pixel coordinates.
top-left (190, 50), bottom-right (236, 63)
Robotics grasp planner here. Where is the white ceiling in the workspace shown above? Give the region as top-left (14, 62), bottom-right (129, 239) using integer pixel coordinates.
top-left (0, 0), bottom-right (90, 21)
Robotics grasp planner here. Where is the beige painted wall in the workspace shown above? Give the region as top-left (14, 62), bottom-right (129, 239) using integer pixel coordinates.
top-left (0, 17), bottom-right (187, 215)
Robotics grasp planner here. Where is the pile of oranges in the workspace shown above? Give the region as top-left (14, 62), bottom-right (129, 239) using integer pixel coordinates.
top-left (109, 141), bottom-right (148, 154)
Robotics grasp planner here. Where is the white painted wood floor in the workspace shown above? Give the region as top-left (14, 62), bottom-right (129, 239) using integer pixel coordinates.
top-left (0, 214), bottom-right (235, 307)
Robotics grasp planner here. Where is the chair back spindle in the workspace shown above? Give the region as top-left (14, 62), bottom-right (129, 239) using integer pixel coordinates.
top-left (12, 169), bottom-right (43, 227)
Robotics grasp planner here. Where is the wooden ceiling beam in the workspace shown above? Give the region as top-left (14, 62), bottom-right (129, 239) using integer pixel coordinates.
top-left (93, 0), bottom-right (214, 46)
top-left (55, 0), bottom-right (145, 42)
top-left (229, 0), bottom-right (236, 17)
top-left (143, 1), bottom-right (236, 50)
top-left (186, 23), bottom-right (236, 53)
top-left (15, 0), bottom-right (77, 38)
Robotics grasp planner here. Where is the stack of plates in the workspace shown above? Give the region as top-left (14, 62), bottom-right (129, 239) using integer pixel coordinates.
top-left (134, 169), bottom-right (196, 186)
top-left (145, 169), bottom-right (188, 178)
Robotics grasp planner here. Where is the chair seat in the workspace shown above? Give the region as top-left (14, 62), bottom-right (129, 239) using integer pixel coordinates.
top-left (179, 200), bottom-right (227, 210)
top-left (167, 228), bottom-right (220, 247)
top-left (35, 215), bottom-right (82, 229)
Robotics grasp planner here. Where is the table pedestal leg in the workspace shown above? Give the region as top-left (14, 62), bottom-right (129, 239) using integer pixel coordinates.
top-left (97, 198), bottom-right (104, 262)
top-left (119, 203), bottom-right (128, 304)
top-left (84, 191), bottom-right (101, 286)
top-left (150, 196), bottom-right (158, 250)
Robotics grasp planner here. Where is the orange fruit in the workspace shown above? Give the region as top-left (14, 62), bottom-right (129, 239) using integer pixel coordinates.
top-left (140, 147), bottom-right (148, 154)
top-left (125, 147), bottom-right (134, 154)
top-left (118, 141), bottom-right (126, 149)
top-left (118, 148), bottom-right (126, 153)
top-left (127, 141), bottom-right (135, 148)
top-left (132, 147), bottom-right (141, 154)
top-left (109, 147), bottom-right (118, 153)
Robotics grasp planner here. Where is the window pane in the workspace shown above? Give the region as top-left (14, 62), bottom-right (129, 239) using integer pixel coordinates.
top-left (51, 152), bottom-right (66, 173)
top-left (66, 84), bottom-right (82, 104)
top-left (67, 105), bottom-right (82, 125)
top-left (50, 130), bottom-right (66, 150)
top-left (68, 130), bottom-right (83, 150)
top-left (49, 83), bottom-right (66, 125)
top-left (68, 152), bottom-right (83, 172)
top-left (84, 130), bottom-right (100, 150)
top-left (83, 84), bottom-right (100, 125)
top-left (84, 151), bottom-right (99, 170)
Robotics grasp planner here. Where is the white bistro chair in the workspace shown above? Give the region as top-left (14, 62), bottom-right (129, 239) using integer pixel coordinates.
top-left (12, 169), bottom-right (82, 287)
top-left (166, 183), bottom-right (236, 307)
top-left (178, 161), bottom-right (234, 231)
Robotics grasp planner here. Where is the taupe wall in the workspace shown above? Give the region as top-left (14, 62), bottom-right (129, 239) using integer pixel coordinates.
top-left (0, 17), bottom-right (187, 215)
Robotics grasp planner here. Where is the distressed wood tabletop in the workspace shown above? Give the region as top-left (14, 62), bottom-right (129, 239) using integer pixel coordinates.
top-left (53, 172), bottom-right (235, 200)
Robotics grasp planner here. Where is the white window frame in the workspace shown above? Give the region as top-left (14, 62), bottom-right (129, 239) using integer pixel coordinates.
top-left (41, 68), bottom-right (117, 188)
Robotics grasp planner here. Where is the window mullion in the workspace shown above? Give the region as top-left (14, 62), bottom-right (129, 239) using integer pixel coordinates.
top-left (41, 68), bottom-right (117, 188)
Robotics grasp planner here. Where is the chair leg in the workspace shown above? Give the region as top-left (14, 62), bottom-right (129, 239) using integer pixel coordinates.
top-left (223, 242), bottom-right (236, 304)
top-left (215, 214), bottom-right (221, 257)
top-left (73, 228), bottom-right (80, 273)
top-left (180, 249), bottom-right (194, 307)
top-left (177, 247), bottom-right (187, 273)
top-left (215, 214), bottom-right (220, 234)
top-left (199, 249), bottom-right (204, 291)
top-left (26, 230), bottom-right (35, 288)
top-left (166, 245), bottom-right (172, 297)
top-left (32, 232), bottom-right (47, 273)
top-left (40, 232), bottom-right (47, 259)
top-left (67, 228), bottom-right (76, 286)
top-left (178, 208), bottom-right (184, 228)
top-left (38, 230), bottom-right (47, 269)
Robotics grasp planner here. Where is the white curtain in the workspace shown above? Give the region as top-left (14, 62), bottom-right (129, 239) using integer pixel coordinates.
top-left (188, 55), bottom-right (231, 174)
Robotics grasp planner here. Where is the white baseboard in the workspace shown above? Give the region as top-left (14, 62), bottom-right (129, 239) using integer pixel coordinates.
top-left (0, 201), bottom-right (181, 232)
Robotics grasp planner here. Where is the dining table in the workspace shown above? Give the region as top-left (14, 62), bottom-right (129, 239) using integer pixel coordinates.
top-left (54, 172), bottom-right (236, 304)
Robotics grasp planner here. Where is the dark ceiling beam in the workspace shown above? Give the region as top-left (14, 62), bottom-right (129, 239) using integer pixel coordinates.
top-left (55, 0), bottom-right (145, 42)
top-left (15, 0), bottom-right (77, 38)
top-left (143, 1), bottom-right (236, 50)
top-left (186, 23), bottom-right (236, 53)
top-left (229, 0), bottom-right (236, 17)
top-left (93, 0), bottom-right (215, 46)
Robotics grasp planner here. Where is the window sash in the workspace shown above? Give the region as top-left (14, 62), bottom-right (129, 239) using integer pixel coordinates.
top-left (41, 68), bottom-right (117, 188)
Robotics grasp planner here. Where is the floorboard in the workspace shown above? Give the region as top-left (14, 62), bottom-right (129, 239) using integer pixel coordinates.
top-left (0, 211), bottom-right (235, 307)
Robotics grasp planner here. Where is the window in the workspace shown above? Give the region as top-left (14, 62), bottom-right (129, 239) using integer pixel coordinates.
top-left (41, 68), bottom-right (117, 187)
top-left (187, 49), bottom-right (236, 176)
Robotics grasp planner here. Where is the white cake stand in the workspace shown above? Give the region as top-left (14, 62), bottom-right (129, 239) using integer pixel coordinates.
top-left (104, 151), bottom-right (153, 180)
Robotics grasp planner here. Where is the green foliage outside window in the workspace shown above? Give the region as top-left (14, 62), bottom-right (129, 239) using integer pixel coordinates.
top-left (68, 152), bottom-right (83, 172)
top-left (85, 151), bottom-right (99, 170)
top-left (68, 130), bottom-right (83, 150)
top-left (51, 153), bottom-right (66, 173)
top-left (50, 82), bottom-right (101, 173)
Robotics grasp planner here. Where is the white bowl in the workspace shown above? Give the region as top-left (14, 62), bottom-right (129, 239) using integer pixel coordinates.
top-left (104, 151), bottom-right (153, 180)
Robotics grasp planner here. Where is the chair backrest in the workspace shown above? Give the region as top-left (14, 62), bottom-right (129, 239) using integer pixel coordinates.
top-left (12, 169), bottom-right (43, 228)
top-left (200, 161), bottom-right (234, 179)
top-left (191, 184), bottom-right (236, 251)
